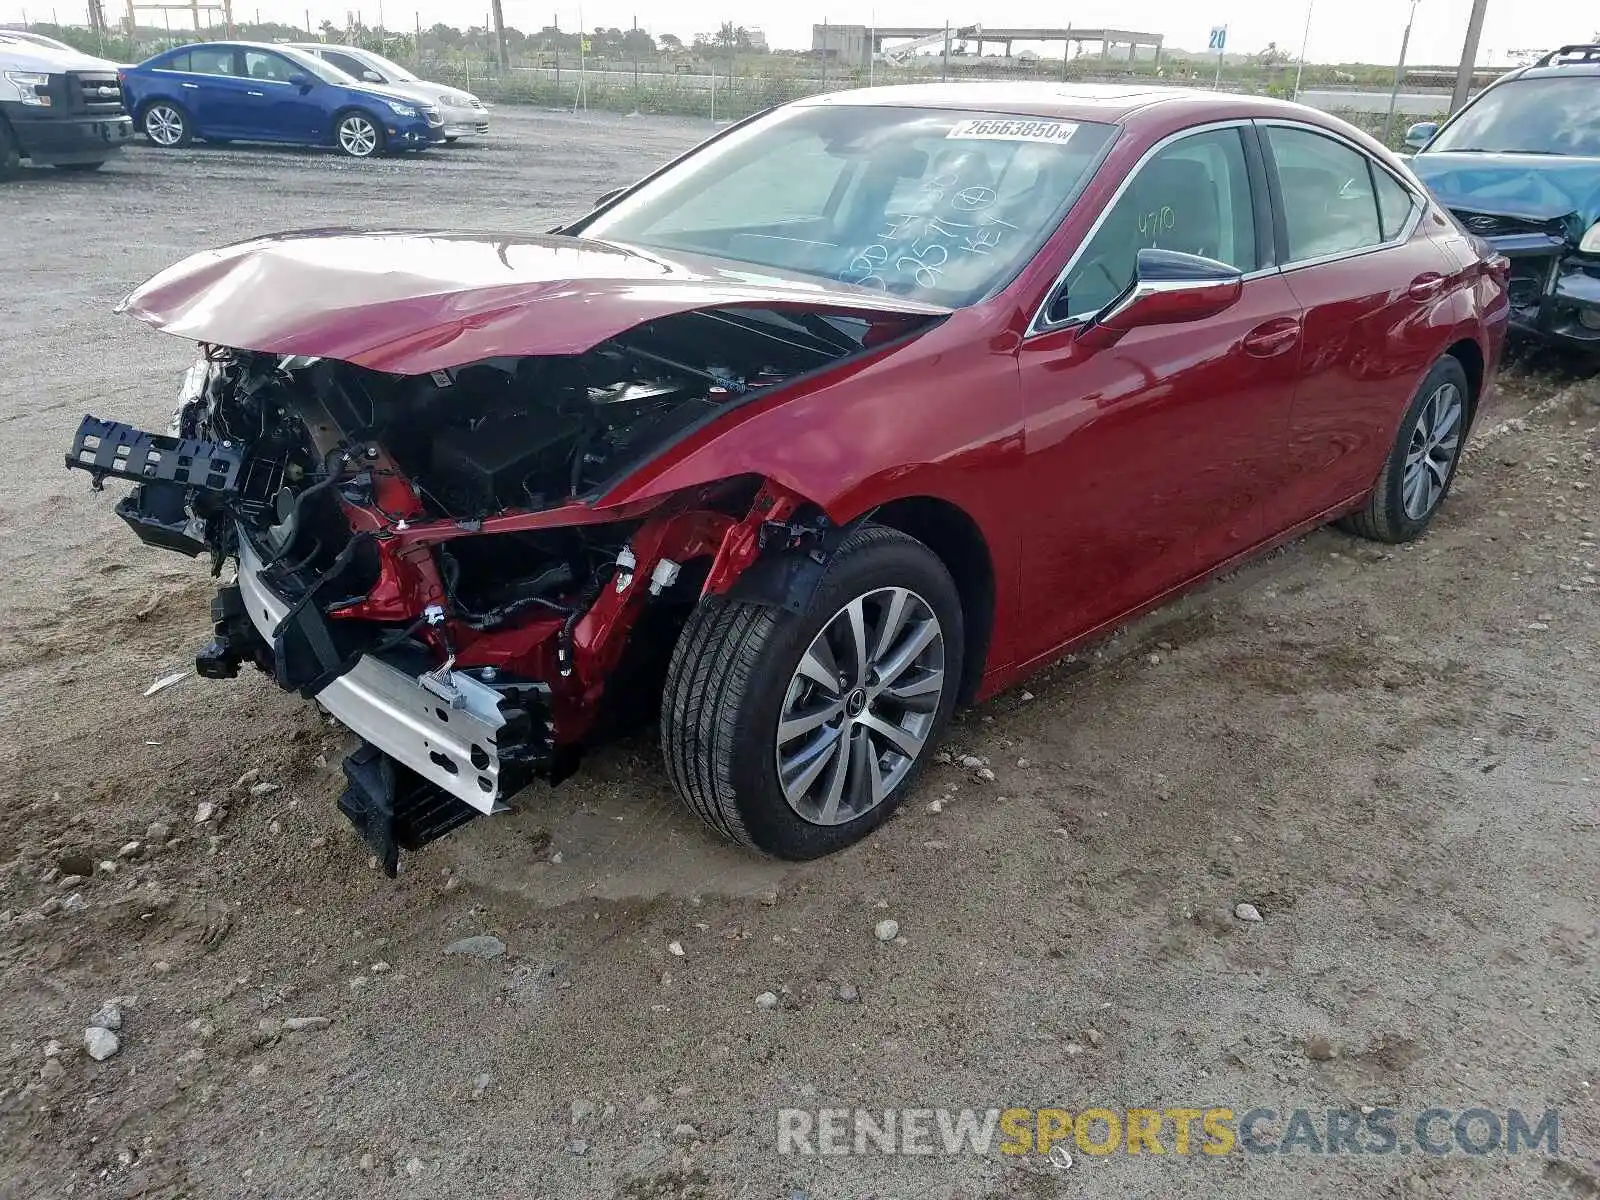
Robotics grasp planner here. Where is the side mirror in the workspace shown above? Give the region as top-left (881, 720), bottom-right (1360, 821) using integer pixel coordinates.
top-left (1404, 121), bottom-right (1438, 151)
top-left (362, 69), bottom-right (384, 83)
top-left (1078, 248), bottom-right (1244, 352)
top-left (594, 186), bottom-right (626, 208)
top-left (287, 73), bottom-right (312, 90)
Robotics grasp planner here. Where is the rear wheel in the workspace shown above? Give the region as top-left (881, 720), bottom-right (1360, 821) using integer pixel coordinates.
top-left (662, 523), bottom-right (962, 859)
top-left (141, 101), bottom-right (190, 148)
top-left (1337, 355), bottom-right (1470, 543)
top-left (334, 110), bottom-right (384, 158)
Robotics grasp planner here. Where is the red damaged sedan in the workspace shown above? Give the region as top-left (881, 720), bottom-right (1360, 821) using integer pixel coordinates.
top-left (68, 84), bottom-right (1509, 872)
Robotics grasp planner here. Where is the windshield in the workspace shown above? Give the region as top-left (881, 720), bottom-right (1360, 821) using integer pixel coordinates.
top-left (578, 105), bottom-right (1116, 307)
top-left (1429, 77), bottom-right (1600, 156)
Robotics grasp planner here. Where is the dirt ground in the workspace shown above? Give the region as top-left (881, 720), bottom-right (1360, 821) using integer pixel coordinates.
top-left (1, 108), bottom-right (1597, 1200)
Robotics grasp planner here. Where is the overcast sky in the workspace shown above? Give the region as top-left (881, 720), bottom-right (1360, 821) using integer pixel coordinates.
top-left (3, 0), bottom-right (1582, 67)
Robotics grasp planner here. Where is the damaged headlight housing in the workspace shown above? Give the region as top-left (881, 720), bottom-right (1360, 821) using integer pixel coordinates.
top-left (167, 354), bottom-right (214, 435)
top-left (1579, 222), bottom-right (1600, 255)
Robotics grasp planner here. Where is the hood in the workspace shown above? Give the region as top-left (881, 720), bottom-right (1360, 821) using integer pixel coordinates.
top-left (0, 37), bottom-right (121, 72)
top-left (343, 81), bottom-right (431, 109)
top-left (1410, 150), bottom-right (1600, 233)
top-left (117, 229), bottom-right (952, 375)
top-left (359, 78), bottom-right (443, 106)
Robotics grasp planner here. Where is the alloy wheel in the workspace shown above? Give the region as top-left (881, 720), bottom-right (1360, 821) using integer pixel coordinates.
top-left (145, 105), bottom-right (183, 146)
top-left (337, 115), bottom-right (379, 157)
top-left (775, 586), bottom-right (946, 826)
top-left (1402, 381), bottom-right (1463, 519)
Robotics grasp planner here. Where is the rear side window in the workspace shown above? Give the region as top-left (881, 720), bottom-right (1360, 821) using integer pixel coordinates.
top-left (1372, 167), bottom-right (1417, 240)
top-left (185, 46), bottom-right (235, 76)
top-left (1265, 126), bottom-right (1386, 262)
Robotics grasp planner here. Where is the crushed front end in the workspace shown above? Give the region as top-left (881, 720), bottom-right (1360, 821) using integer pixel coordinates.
top-left (1448, 210), bottom-right (1600, 350)
top-left (65, 308), bottom-right (880, 873)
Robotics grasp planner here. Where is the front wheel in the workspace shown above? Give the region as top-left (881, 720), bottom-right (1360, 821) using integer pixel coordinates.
top-left (1337, 355), bottom-right (1470, 543)
top-left (141, 101), bottom-right (190, 148)
top-left (662, 523), bottom-right (962, 860)
top-left (334, 110), bottom-right (384, 158)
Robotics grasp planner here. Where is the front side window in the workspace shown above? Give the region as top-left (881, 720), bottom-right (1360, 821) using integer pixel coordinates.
top-left (1056, 126), bottom-right (1259, 321)
top-left (1428, 77), bottom-right (1600, 156)
top-left (243, 50), bottom-right (298, 82)
top-left (322, 51), bottom-right (368, 79)
top-left (1266, 126), bottom-right (1384, 262)
top-left (577, 106), bottom-right (1117, 307)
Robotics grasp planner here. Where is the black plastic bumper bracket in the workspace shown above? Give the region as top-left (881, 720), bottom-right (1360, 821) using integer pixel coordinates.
top-left (336, 742), bottom-right (482, 877)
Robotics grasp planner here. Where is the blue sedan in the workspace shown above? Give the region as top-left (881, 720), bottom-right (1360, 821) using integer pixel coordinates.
top-left (122, 41), bottom-right (444, 157)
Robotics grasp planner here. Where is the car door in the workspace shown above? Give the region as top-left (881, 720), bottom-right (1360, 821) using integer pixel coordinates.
top-left (1015, 123), bottom-right (1304, 657)
top-left (236, 50), bottom-right (326, 143)
top-left (1257, 121), bottom-right (1459, 524)
top-left (157, 45), bottom-right (240, 137)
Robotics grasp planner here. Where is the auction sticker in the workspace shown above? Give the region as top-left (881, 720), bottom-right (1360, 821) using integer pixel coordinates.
top-left (946, 118), bottom-right (1077, 143)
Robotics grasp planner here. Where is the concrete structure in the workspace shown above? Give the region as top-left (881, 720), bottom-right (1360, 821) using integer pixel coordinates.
top-left (811, 23), bottom-right (1163, 68)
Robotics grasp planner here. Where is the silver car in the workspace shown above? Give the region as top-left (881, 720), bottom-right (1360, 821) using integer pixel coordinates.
top-left (289, 43), bottom-right (489, 141)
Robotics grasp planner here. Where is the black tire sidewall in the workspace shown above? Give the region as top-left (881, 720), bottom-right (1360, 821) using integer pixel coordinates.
top-left (724, 532), bottom-right (964, 859)
top-left (0, 117), bottom-right (21, 177)
top-left (1376, 356), bottom-right (1470, 540)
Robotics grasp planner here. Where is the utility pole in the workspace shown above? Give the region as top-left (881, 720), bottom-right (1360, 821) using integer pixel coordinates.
top-left (490, 0), bottom-right (508, 70)
top-left (1382, 0), bottom-right (1420, 143)
top-left (1451, 0), bottom-right (1488, 113)
top-left (1292, 0), bottom-right (1313, 100)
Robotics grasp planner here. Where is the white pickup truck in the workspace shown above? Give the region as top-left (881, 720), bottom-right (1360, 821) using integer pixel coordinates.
top-left (0, 32), bottom-right (133, 175)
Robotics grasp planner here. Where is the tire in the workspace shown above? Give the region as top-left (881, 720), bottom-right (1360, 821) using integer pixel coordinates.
top-left (1337, 355), bottom-right (1470, 543)
top-left (55, 161), bottom-right (106, 172)
top-left (141, 101), bottom-right (190, 148)
top-left (333, 110), bottom-right (385, 158)
top-left (662, 523), bottom-right (963, 859)
top-left (0, 118), bottom-right (22, 179)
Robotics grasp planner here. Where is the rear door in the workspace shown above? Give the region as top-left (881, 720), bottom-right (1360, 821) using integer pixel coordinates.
top-left (148, 45), bottom-right (238, 136)
top-left (1015, 123), bottom-right (1304, 657)
top-left (1257, 121), bottom-right (1457, 524)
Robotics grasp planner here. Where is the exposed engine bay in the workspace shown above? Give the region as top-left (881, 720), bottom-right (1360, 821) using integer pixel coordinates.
top-left (67, 304), bottom-right (931, 874)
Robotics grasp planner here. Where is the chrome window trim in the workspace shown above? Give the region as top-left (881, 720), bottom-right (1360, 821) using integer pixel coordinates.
top-left (1026, 118), bottom-right (1261, 338)
top-left (1026, 115), bottom-right (1429, 338)
top-left (1254, 118), bottom-right (1426, 273)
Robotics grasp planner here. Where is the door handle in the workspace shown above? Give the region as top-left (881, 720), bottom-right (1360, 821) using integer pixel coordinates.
top-left (1241, 318), bottom-right (1301, 358)
top-left (1407, 273), bottom-right (1445, 301)
top-left (180, 82), bottom-right (198, 88)
top-left (246, 90), bottom-right (265, 97)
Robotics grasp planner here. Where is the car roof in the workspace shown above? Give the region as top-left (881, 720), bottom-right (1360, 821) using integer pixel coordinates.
top-left (795, 81), bottom-right (1344, 128)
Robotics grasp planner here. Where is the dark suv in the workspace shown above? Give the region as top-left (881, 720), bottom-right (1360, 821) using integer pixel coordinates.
top-left (1405, 45), bottom-right (1600, 351)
